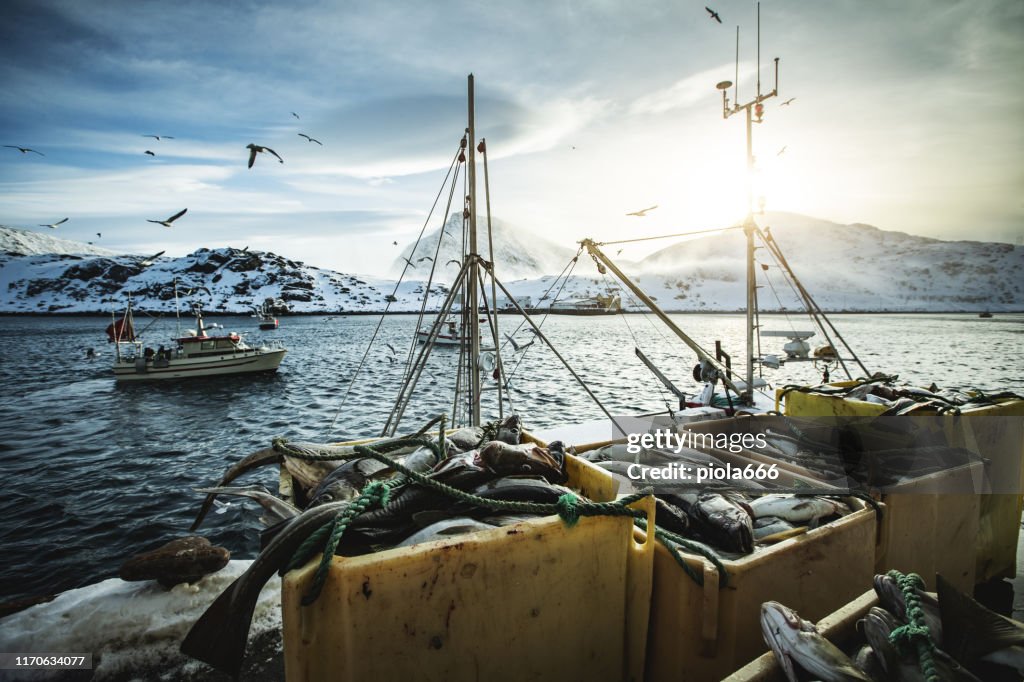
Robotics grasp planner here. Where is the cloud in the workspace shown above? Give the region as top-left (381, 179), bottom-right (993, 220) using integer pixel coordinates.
top-left (629, 63), bottom-right (754, 116)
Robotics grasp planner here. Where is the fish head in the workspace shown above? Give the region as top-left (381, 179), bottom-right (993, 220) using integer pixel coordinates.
top-left (308, 483), bottom-right (359, 508)
top-left (860, 608), bottom-right (900, 674)
top-left (760, 602), bottom-right (808, 682)
top-left (478, 441), bottom-right (567, 483)
top-left (872, 574), bottom-right (907, 620)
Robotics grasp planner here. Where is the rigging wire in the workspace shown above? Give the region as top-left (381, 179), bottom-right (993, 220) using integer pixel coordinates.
top-left (403, 137), bottom-right (465, 379)
top-left (595, 224), bottom-right (743, 247)
top-left (500, 248), bottom-right (583, 388)
top-left (599, 269), bottom-right (679, 413)
top-left (478, 139), bottom-right (504, 419)
top-left (325, 144), bottom-right (463, 438)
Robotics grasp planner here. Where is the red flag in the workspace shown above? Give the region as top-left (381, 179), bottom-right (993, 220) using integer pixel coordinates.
top-left (106, 317), bottom-right (135, 343)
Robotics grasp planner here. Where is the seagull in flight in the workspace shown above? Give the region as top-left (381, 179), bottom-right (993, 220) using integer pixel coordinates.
top-left (143, 135), bottom-right (174, 140)
top-left (401, 257), bottom-right (416, 269)
top-left (446, 259), bottom-right (461, 268)
top-left (297, 133), bottom-right (322, 145)
top-left (385, 342), bottom-right (397, 355)
top-left (417, 256), bottom-right (433, 263)
top-left (781, 98), bottom-right (796, 106)
top-left (147, 208), bottom-right (188, 227)
top-left (246, 144), bottom-right (283, 168)
top-left (705, 6), bottom-right (722, 23)
top-left (4, 145), bottom-right (44, 156)
top-left (392, 241), bottom-right (398, 246)
top-left (96, 232), bottom-right (102, 239)
top-left (777, 145), bottom-right (787, 156)
top-left (291, 112), bottom-right (300, 120)
top-left (39, 218), bottom-right (68, 229)
top-left (139, 250), bottom-right (166, 267)
top-left (504, 333), bottom-right (535, 352)
top-left (144, 150), bottom-right (155, 157)
top-left (626, 205), bottom-right (658, 217)
top-left (616, 249), bottom-right (623, 256)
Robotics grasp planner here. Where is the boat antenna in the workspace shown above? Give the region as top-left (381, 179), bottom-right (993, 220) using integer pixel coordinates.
top-left (466, 73), bottom-right (482, 426)
top-left (716, 0), bottom-right (779, 405)
top-left (173, 277), bottom-right (182, 338)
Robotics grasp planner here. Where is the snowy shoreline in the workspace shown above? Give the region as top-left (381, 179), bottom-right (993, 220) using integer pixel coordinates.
top-left (0, 561), bottom-right (283, 681)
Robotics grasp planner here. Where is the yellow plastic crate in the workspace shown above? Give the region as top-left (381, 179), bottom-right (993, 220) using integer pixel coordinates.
top-left (642, 497), bottom-right (878, 682)
top-left (781, 387), bottom-right (1024, 581)
top-left (281, 454), bottom-right (655, 682)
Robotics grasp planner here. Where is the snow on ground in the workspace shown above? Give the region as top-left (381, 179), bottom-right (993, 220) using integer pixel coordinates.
top-left (1, 213), bottom-right (1022, 314)
top-left (0, 561), bottom-right (281, 681)
top-left (0, 226), bottom-right (125, 258)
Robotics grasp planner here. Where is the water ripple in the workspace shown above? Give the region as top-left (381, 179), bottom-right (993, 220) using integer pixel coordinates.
top-left (0, 312), bottom-right (1021, 600)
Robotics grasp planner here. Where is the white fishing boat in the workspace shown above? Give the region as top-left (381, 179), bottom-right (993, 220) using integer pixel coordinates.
top-left (540, 293), bottom-right (621, 315)
top-left (414, 317), bottom-right (465, 346)
top-left (107, 298), bottom-right (286, 381)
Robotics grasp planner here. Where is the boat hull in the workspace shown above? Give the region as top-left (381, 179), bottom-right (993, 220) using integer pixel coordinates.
top-left (112, 349), bottom-right (286, 381)
top-left (524, 307), bottom-right (619, 316)
top-left (415, 331), bottom-right (464, 346)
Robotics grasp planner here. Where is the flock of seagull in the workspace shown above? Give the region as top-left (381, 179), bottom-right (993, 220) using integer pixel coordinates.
top-left (7, 14), bottom-right (797, 259)
top-left (4, 112), bottom-right (326, 247)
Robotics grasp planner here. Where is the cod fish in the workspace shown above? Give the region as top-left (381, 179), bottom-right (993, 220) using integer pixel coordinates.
top-left (396, 517), bottom-right (496, 548)
top-left (494, 414), bottom-right (522, 444)
top-left (872, 573), bottom-right (942, 643)
top-left (447, 426), bottom-right (485, 452)
top-left (753, 516), bottom-right (797, 540)
top-left (749, 495), bottom-right (848, 526)
top-left (477, 440), bottom-right (567, 483)
top-left (860, 606), bottom-right (981, 681)
top-left (194, 485), bottom-right (299, 526)
top-left (191, 447), bottom-right (282, 531)
top-left (937, 573), bottom-right (1024, 668)
top-left (668, 492), bottom-right (754, 554)
top-left (307, 446), bottom-right (438, 508)
top-left (181, 501), bottom-right (348, 677)
top-left (306, 457), bottom-right (391, 507)
top-left (761, 601), bottom-right (869, 682)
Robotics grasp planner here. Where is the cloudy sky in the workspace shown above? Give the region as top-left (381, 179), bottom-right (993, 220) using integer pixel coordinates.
top-left (1, 0), bottom-right (1021, 274)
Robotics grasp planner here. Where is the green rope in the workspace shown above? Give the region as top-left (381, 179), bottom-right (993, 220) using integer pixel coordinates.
top-left (289, 480), bottom-right (396, 605)
top-left (633, 516), bottom-right (730, 589)
top-left (886, 570), bottom-right (939, 682)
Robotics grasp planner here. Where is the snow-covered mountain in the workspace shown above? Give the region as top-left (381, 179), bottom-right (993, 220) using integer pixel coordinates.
top-left (0, 214), bottom-right (1021, 314)
top-left (612, 212), bottom-right (1024, 311)
top-left (1, 225), bottom-right (124, 258)
top-left (393, 213), bottom-right (579, 280)
top-left (0, 235), bottom-right (448, 314)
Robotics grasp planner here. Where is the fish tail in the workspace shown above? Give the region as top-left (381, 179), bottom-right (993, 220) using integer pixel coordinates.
top-left (179, 578), bottom-right (257, 678)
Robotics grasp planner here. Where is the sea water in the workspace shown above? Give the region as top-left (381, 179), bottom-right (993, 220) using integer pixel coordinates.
top-left (0, 312), bottom-right (1020, 601)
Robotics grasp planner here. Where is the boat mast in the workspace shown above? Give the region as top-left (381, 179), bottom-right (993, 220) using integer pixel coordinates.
top-left (718, 2), bottom-right (778, 405)
top-left (466, 74), bottom-right (482, 426)
top-left (173, 277), bottom-right (182, 338)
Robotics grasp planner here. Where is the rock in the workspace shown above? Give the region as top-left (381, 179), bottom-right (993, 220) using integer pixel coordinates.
top-left (119, 536), bottom-right (230, 588)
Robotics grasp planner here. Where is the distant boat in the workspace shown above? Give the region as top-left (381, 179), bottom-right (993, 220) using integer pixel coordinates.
top-left (253, 303), bottom-right (280, 330)
top-left (979, 311), bottom-right (994, 318)
top-left (535, 294), bottom-right (621, 316)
